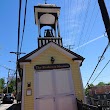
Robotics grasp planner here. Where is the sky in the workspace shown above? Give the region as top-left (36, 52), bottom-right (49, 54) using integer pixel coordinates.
top-left (0, 0), bottom-right (110, 87)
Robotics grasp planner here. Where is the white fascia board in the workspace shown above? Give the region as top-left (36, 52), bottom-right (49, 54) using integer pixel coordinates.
top-left (26, 42), bottom-right (81, 63)
top-left (19, 62), bottom-right (30, 66)
top-left (75, 60), bottom-right (82, 66)
top-left (26, 43), bottom-right (52, 60)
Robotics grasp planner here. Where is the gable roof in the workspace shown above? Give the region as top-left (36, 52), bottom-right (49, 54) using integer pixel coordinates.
top-left (18, 41), bottom-right (85, 66)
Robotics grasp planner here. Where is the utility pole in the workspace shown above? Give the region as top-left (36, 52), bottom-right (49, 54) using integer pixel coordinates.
top-left (0, 65), bottom-right (15, 93)
top-left (10, 52), bottom-right (25, 97)
top-left (7, 69), bottom-right (10, 94)
top-left (98, 0), bottom-right (110, 43)
top-left (65, 45), bottom-right (74, 50)
top-left (45, 0), bottom-right (47, 4)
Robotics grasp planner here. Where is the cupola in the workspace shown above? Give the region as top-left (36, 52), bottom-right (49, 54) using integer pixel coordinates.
top-left (34, 4), bottom-right (62, 48)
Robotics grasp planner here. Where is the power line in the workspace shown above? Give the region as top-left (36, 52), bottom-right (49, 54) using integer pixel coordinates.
top-left (73, 34), bottom-right (104, 50)
top-left (91, 59), bottom-right (110, 84)
top-left (73, 0), bottom-right (86, 47)
top-left (0, 65), bottom-right (15, 72)
top-left (72, 0), bottom-right (79, 45)
top-left (17, 0), bottom-right (22, 60)
top-left (19, 0), bottom-right (28, 54)
top-left (74, 0), bottom-right (78, 26)
top-left (16, 0), bottom-right (22, 97)
top-left (80, 0), bottom-right (98, 54)
top-left (85, 42), bottom-right (109, 88)
top-left (77, 0), bottom-right (92, 53)
top-left (81, 10), bottom-right (99, 55)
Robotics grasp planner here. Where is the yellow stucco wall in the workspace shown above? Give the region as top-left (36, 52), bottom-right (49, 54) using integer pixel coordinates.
top-left (22, 46), bottom-right (84, 110)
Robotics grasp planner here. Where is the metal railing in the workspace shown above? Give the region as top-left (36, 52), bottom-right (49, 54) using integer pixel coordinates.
top-left (77, 99), bottom-right (99, 110)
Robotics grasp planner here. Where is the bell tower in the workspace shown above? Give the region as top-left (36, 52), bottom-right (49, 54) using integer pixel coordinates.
top-left (34, 3), bottom-right (62, 48)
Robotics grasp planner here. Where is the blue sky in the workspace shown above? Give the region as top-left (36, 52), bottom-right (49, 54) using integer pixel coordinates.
top-left (0, 0), bottom-right (110, 87)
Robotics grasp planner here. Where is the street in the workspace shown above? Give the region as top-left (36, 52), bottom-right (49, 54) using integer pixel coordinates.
top-left (0, 100), bottom-right (21, 110)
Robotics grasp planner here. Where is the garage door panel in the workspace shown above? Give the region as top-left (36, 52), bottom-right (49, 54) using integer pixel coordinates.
top-left (57, 96), bottom-right (77, 110)
top-left (55, 69), bottom-right (72, 94)
top-left (37, 71), bottom-right (53, 96)
top-left (37, 98), bottom-right (55, 110)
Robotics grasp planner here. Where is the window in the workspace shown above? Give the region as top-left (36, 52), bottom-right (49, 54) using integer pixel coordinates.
top-left (98, 95), bottom-right (100, 99)
top-left (103, 95), bottom-right (107, 99)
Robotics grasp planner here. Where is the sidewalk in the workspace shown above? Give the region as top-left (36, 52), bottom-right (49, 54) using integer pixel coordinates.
top-left (6, 103), bottom-right (21, 110)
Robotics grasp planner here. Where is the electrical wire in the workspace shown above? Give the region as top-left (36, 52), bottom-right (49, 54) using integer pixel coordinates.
top-left (74, 0), bottom-right (101, 54)
top-left (0, 65), bottom-right (15, 72)
top-left (16, 0), bottom-right (22, 96)
top-left (85, 42), bottom-right (109, 88)
top-left (91, 59), bottom-right (110, 84)
top-left (17, 0), bottom-right (22, 60)
top-left (80, 0), bottom-right (97, 54)
top-left (81, 10), bottom-right (99, 55)
top-left (73, 34), bottom-right (104, 50)
top-left (72, 0), bottom-right (79, 45)
top-left (77, 0), bottom-right (91, 53)
top-left (19, 0), bottom-right (28, 55)
top-left (73, 0), bottom-right (85, 48)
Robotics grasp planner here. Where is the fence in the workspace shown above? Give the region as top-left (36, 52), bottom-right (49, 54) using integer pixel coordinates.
top-left (77, 99), bottom-right (100, 110)
top-left (100, 106), bottom-right (110, 110)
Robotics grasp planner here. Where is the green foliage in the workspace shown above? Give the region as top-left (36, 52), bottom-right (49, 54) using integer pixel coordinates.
top-left (8, 79), bottom-right (16, 93)
top-left (107, 82), bottom-right (110, 85)
top-left (97, 82), bottom-right (105, 86)
top-left (0, 78), bottom-right (5, 92)
top-left (85, 88), bottom-right (89, 96)
top-left (85, 84), bottom-right (94, 96)
top-left (1, 78), bottom-right (16, 93)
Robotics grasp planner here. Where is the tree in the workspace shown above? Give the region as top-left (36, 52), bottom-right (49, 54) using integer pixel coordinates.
top-left (97, 82), bottom-right (105, 86)
top-left (8, 79), bottom-right (16, 93)
top-left (0, 78), bottom-right (5, 93)
top-left (107, 82), bottom-right (110, 85)
top-left (2, 77), bottom-right (16, 93)
top-left (85, 84), bottom-right (94, 96)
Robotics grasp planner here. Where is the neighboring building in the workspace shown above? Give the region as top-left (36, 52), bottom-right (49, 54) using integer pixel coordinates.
top-left (18, 3), bottom-right (85, 110)
top-left (89, 85), bottom-right (110, 96)
top-left (87, 85), bottom-right (110, 107)
top-left (90, 94), bottom-right (110, 106)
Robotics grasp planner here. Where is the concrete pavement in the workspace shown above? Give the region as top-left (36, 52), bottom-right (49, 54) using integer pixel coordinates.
top-left (0, 100), bottom-right (21, 110)
top-left (0, 104), bottom-right (13, 110)
top-left (6, 103), bottom-right (21, 110)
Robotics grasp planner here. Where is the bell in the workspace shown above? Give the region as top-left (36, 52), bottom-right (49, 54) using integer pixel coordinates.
top-left (46, 29), bottom-right (51, 37)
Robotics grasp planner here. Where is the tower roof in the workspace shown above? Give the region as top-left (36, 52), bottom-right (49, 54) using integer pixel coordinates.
top-left (34, 4), bottom-right (60, 25)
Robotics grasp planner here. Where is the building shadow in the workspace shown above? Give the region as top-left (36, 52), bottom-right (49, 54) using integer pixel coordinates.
top-left (6, 103), bottom-right (21, 110)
